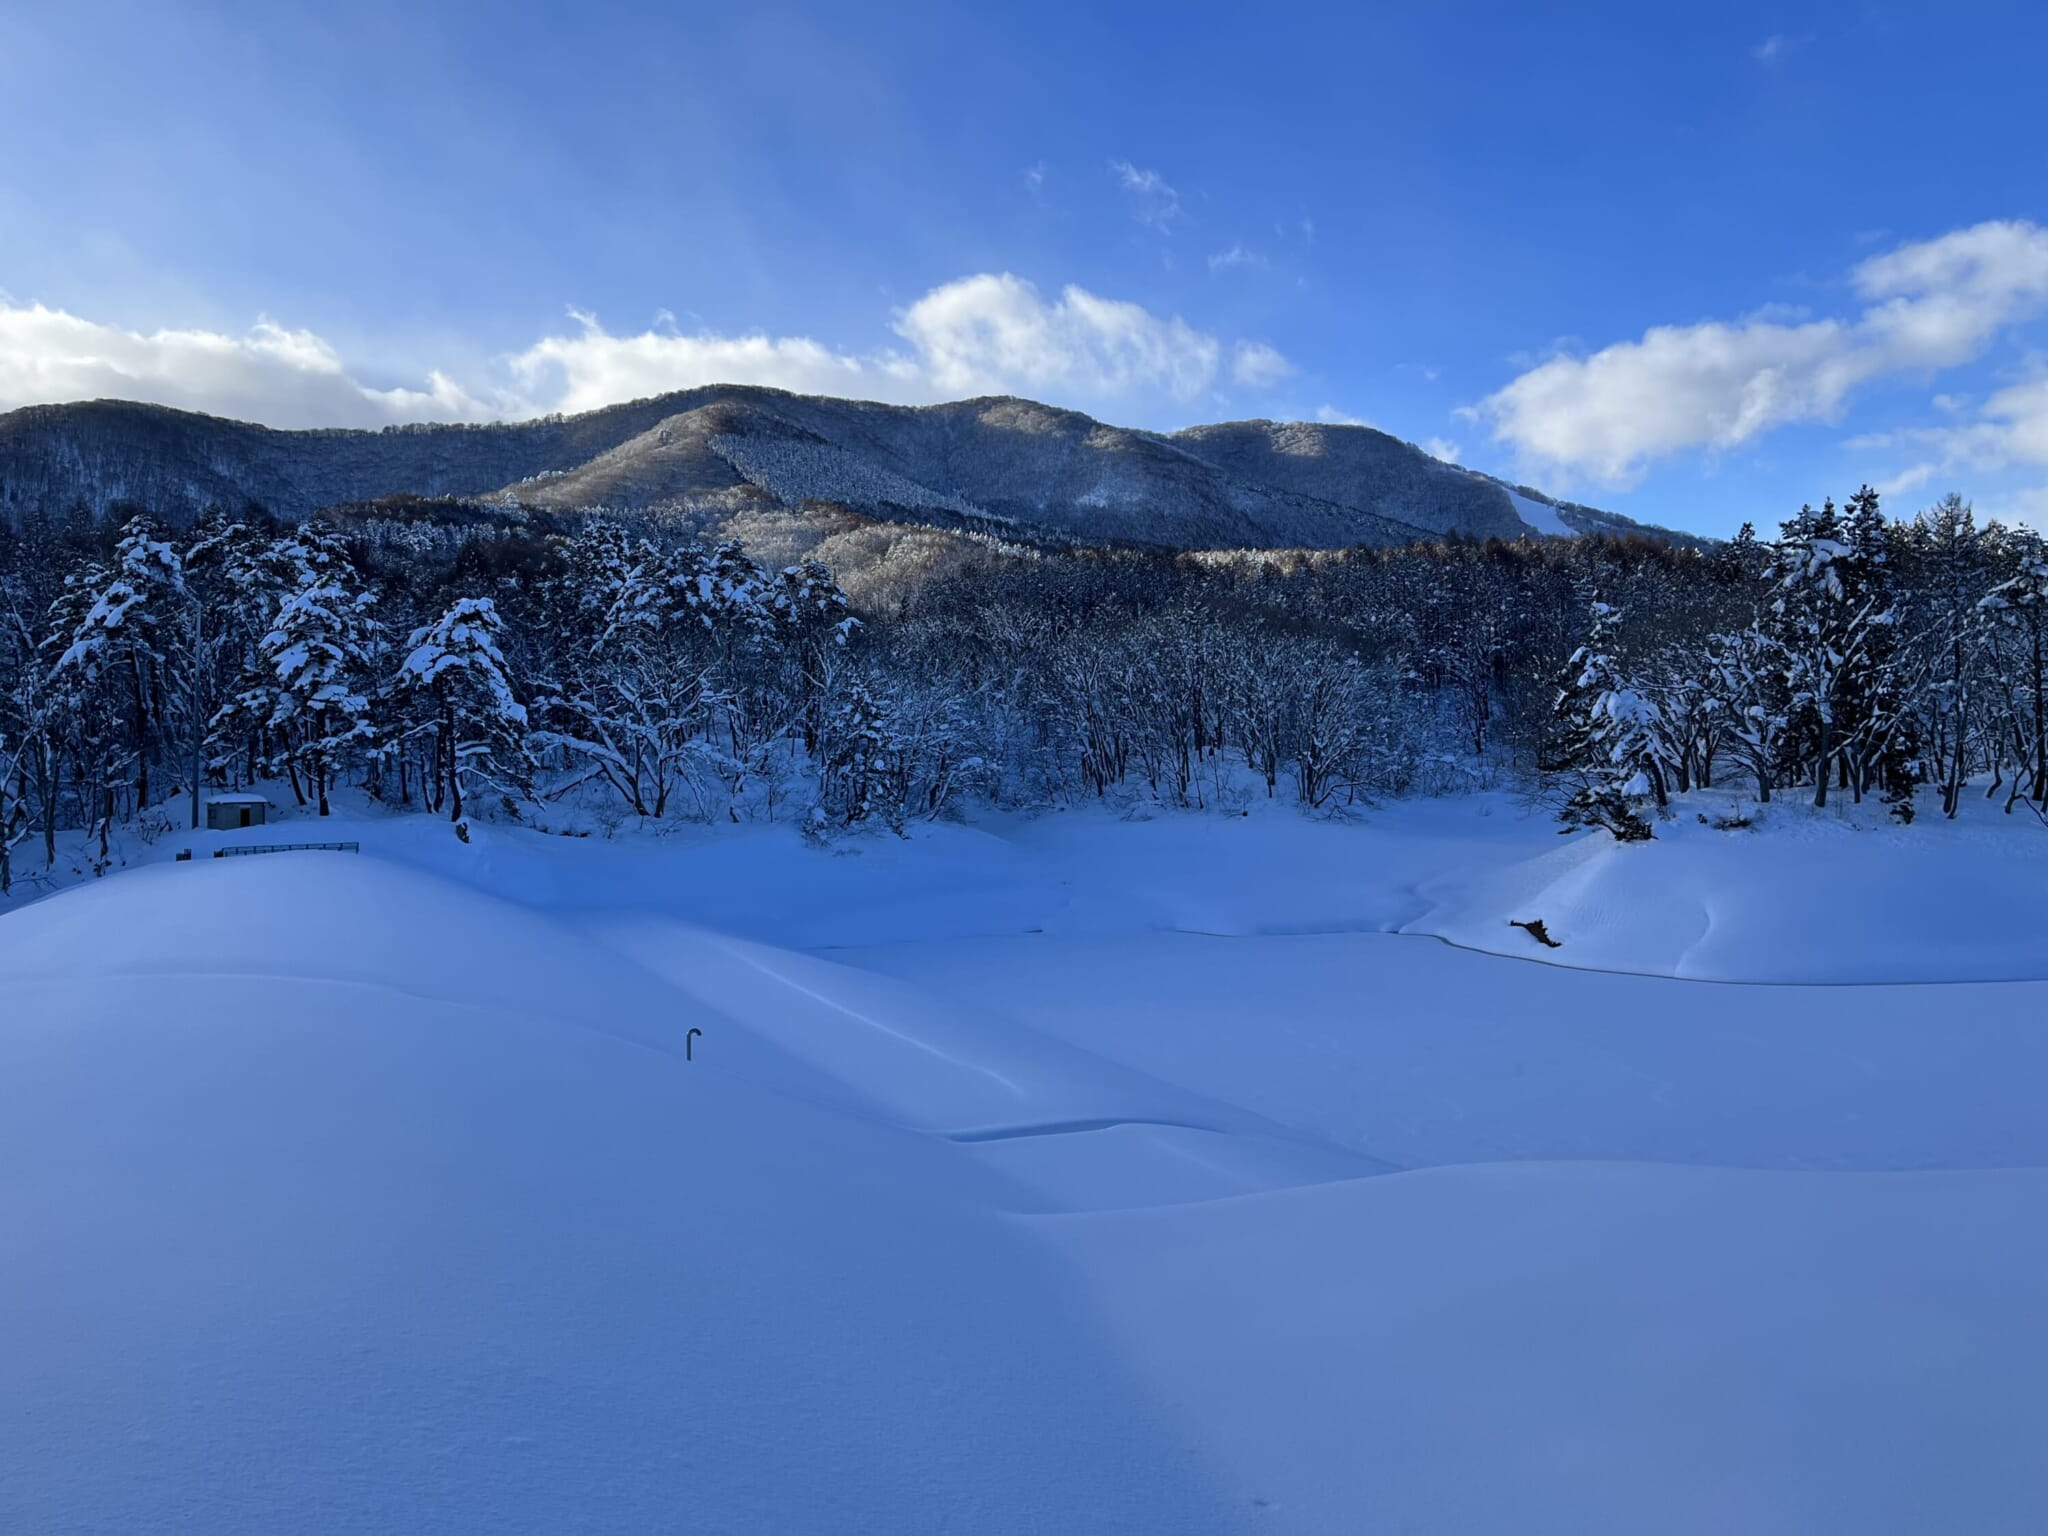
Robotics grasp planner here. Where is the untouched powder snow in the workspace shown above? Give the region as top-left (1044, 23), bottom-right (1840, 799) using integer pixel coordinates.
top-left (7, 790), bottom-right (2048, 1531)
top-left (1047, 1162), bottom-right (2048, 1535)
top-left (0, 857), bottom-right (1237, 1534)
top-left (846, 929), bottom-right (2048, 1173)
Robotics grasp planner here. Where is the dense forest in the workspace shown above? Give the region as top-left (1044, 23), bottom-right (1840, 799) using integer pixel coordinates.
top-left (2, 485), bottom-right (2044, 892)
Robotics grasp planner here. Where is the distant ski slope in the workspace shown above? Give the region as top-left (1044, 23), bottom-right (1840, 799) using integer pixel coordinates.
top-left (1505, 485), bottom-right (1573, 536)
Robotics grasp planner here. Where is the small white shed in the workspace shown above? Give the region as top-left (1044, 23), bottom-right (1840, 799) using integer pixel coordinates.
top-left (205, 793), bottom-right (271, 831)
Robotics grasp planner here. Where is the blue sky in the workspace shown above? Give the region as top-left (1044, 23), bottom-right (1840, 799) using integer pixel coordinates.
top-left (4, 0), bottom-right (2048, 536)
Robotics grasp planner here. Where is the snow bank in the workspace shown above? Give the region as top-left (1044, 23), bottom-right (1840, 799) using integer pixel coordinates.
top-left (1411, 793), bottom-right (2048, 982)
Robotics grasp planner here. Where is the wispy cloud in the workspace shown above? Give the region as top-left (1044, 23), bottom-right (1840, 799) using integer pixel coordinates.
top-left (1753, 31), bottom-right (1819, 66)
top-left (1207, 244), bottom-right (1269, 274)
top-left (1230, 341), bottom-right (1295, 389)
top-left (1109, 159), bottom-right (1182, 230)
top-left (1859, 371), bottom-right (2048, 501)
top-left (1316, 404), bottom-right (1371, 428)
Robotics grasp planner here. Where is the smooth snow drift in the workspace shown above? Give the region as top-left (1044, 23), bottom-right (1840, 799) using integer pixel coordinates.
top-left (0, 856), bottom-right (1234, 1533)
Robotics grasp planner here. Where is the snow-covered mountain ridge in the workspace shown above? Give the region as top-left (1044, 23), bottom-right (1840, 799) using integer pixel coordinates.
top-left (0, 387), bottom-right (1697, 550)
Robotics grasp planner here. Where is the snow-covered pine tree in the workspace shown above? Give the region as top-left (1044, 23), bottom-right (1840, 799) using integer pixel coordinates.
top-left (1768, 496), bottom-right (1898, 807)
top-left (529, 525), bottom-right (676, 817)
top-left (0, 581), bottom-right (50, 894)
top-left (200, 521), bottom-right (302, 790)
top-left (1839, 485), bottom-right (1918, 817)
top-left (774, 559), bottom-right (860, 753)
top-left (51, 516), bottom-right (189, 820)
top-left (1650, 649), bottom-right (1722, 793)
top-left (1707, 625), bottom-right (1793, 804)
top-left (258, 525), bottom-right (381, 815)
top-left (396, 597), bottom-right (531, 825)
top-left (581, 535), bottom-right (736, 817)
top-left (1906, 492), bottom-right (1989, 818)
top-left (1979, 527), bottom-right (2048, 804)
top-left (1544, 595), bottom-right (1666, 841)
top-left (818, 676), bottom-right (896, 829)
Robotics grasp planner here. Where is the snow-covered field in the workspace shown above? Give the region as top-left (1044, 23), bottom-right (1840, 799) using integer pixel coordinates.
top-left (6, 791), bottom-right (2048, 1532)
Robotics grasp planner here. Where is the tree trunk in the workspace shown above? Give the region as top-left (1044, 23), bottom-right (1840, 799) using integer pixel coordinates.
top-left (444, 699), bottom-right (462, 821)
top-left (2034, 618), bottom-right (2046, 805)
top-left (40, 750), bottom-right (58, 870)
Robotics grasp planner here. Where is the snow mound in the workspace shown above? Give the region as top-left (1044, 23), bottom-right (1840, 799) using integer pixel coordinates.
top-left (1409, 798), bottom-right (2048, 983)
top-left (0, 853), bottom-right (708, 1058)
top-left (0, 854), bottom-right (1240, 1533)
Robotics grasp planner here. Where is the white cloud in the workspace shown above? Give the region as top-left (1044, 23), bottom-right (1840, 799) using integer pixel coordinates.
top-left (1023, 161), bottom-right (1046, 196)
top-left (0, 302), bottom-right (498, 428)
top-left (1316, 404), bottom-right (1371, 427)
top-left (0, 273), bottom-right (1263, 425)
top-left (1876, 462), bottom-right (1939, 497)
top-left (1208, 244), bottom-right (1269, 273)
top-left (511, 313), bottom-right (909, 415)
top-left (1473, 219), bottom-right (2048, 486)
top-left (1984, 374), bottom-right (2048, 464)
top-left (895, 273), bottom-right (1219, 403)
top-left (1752, 33), bottom-right (1793, 65)
top-left (1423, 436), bottom-right (1462, 463)
top-left (1110, 159), bottom-right (1182, 230)
top-left (1230, 341), bottom-right (1295, 390)
top-left (1852, 221), bottom-right (2048, 361)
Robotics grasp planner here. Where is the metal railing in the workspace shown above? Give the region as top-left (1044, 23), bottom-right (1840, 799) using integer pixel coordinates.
top-left (211, 842), bottom-right (362, 858)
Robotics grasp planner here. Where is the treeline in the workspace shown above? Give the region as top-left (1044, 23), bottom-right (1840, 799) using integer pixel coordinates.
top-left (1538, 490), bottom-right (2048, 838)
top-left (2, 485), bottom-right (2044, 891)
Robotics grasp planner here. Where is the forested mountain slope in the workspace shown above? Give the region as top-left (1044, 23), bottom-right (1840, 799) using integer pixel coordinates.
top-left (0, 387), bottom-right (1687, 550)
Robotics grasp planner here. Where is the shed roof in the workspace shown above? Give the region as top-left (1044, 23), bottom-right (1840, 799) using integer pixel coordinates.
top-left (208, 793), bottom-right (271, 805)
